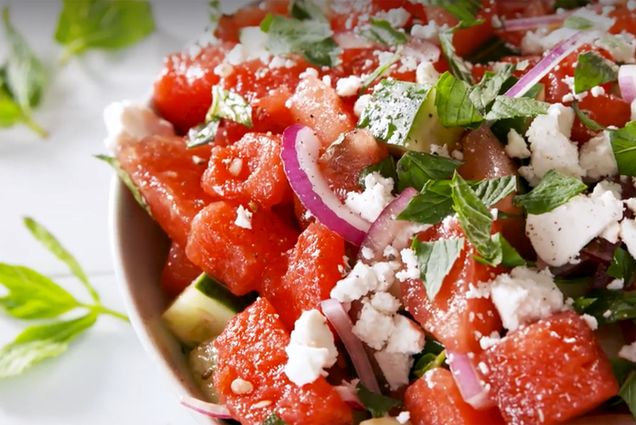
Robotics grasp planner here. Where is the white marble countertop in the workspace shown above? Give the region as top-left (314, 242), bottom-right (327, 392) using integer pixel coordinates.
top-left (0, 1), bottom-right (224, 423)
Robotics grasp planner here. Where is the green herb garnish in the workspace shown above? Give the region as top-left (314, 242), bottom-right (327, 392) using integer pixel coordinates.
top-left (574, 51), bottom-right (618, 94)
top-left (361, 18), bottom-right (408, 46)
top-left (95, 155), bottom-right (152, 216)
top-left (513, 170), bottom-right (588, 214)
top-left (396, 152), bottom-right (462, 191)
top-left (412, 237), bottom-right (465, 300)
top-left (356, 382), bottom-right (401, 418)
top-left (610, 121), bottom-right (636, 177)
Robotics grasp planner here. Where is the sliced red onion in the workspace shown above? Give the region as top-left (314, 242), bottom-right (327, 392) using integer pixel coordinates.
top-left (619, 65), bottom-right (636, 103)
top-left (502, 14), bottom-right (568, 32)
top-left (282, 125), bottom-right (371, 245)
top-left (334, 384), bottom-right (365, 410)
top-left (505, 31), bottom-right (589, 98)
top-left (447, 351), bottom-right (495, 410)
top-left (320, 299), bottom-right (381, 393)
top-left (180, 396), bottom-right (233, 419)
top-left (334, 32), bottom-right (376, 50)
top-left (359, 187), bottom-right (418, 261)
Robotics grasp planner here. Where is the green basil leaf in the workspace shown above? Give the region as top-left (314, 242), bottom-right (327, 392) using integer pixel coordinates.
top-left (261, 14), bottom-right (340, 67)
top-left (289, 0), bottom-right (325, 21)
top-left (620, 371), bottom-right (636, 419)
top-left (608, 247), bottom-right (636, 286)
top-left (451, 172), bottom-right (500, 264)
top-left (554, 0), bottom-right (590, 9)
top-left (398, 180), bottom-right (455, 224)
top-left (396, 152), bottom-right (462, 191)
top-left (412, 237), bottom-right (465, 300)
top-left (358, 79), bottom-right (432, 147)
top-left (574, 51), bottom-right (618, 94)
top-left (0, 313), bottom-right (97, 378)
top-left (95, 155), bottom-right (153, 217)
top-left (611, 121), bottom-right (636, 177)
top-left (359, 156), bottom-right (398, 188)
top-left (261, 413), bottom-right (288, 425)
top-left (0, 82), bottom-right (23, 128)
top-left (23, 217), bottom-right (97, 301)
top-left (2, 7), bottom-right (46, 111)
top-left (469, 65), bottom-right (515, 113)
top-left (484, 96), bottom-right (549, 121)
top-left (55, 0), bottom-right (155, 60)
top-left (439, 27), bottom-right (473, 83)
top-left (564, 15), bottom-right (594, 30)
top-left (492, 233), bottom-right (527, 267)
top-left (471, 175), bottom-right (517, 207)
top-left (356, 382), bottom-right (401, 418)
top-left (572, 101), bottom-right (606, 132)
top-left (574, 290), bottom-right (636, 325)
top-left (514, 169), bottom-right (588, 214)
top-left (420, 0), bottom-right (482, 27)
top-left (0, 264), bottom-right (79, 319)
top-left (411, 350), bottom-right (446, 378)
top-left (209, 86), bottom-right (253, 127)
top-left (435, 72), bottom-right (483, 127)
top-left (362, 18), bottom-right (407, 46)
top-left (186, 118), bottom-right (221, 148)
top-left (359, 53), bottom-right (400, 94)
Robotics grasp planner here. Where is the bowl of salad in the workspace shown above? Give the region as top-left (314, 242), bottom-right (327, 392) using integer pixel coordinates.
top-left (108, 0), bottom-right (636, 424)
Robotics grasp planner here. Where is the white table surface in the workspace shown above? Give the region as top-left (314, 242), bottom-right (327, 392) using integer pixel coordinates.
top-left (0, 1), bottom-right (237, 423)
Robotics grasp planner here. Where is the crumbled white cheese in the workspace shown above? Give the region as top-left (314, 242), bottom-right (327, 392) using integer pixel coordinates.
top-left (103, 101), bottom-right (174, 152)
top-left (228, 157), bottom-right (244, 177)
top-left (345, 172), bottom-right (396, 222)
top-left (354, 94), bottom-right (372, 117)
top-left (579, 131), bottom-right (618, 180)
top-left (231, 378), bottom-right (254, 395)
top-left (360, 247), bottom-right (375, 261)
top-left (505, 129), bottom-right (531, 159)
top-left (416, 61), bottom-right (440, 86)
top-left (429, 143), bottom-right (451, 158)
top-left (590, 85), bottom-right (606, 97)
top-left (489, 267), bottom-right (565, 331)
top-left (526, 189), bottom-right (624, 266)
top-left (411, 21), bottom-right (440, 41)
top-left (374, 350), bottom-right (412, 390)
top-left (608, 278), bottom-right (625, 290)
top-left (374, 7), bottom-right (411, 28)
top-left (353, 301), bottom-right (396, 350)
top-left (234, 205), bottom-right (253, 230)
top-left (331, 262), bottom-right (381, 303)
top-left (396, 411), bottom-right (411, 424)
top-left (336, 75), bottom-right (363, 97)
top-left (582, 314), bottom-right (599, 330)
top-left (596, 33), bottom-right (636, 64)
top-left (214, 63), bottom-right (233, 78)
top-left (621, 219), bottom-right (636, 259)
top-left (396, 248), bottom-right (420, 282)
top-left (520, 104), bottom-right (584, 186)
top-left (385, 315), bottom-right (425, 355)
top-left (479, 331), bottom-right (502, 350)
top-left (370, 291), bottom-right (401, 314)
top-left (284, 310), bottom-right (338, 386)
top-left (619, 341), bottom-right (636, 363)
top-left (371, 261), bottom-right (400, 291)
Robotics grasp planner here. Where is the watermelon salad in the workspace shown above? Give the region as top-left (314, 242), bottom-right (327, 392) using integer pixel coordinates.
top-left (103, 1), bottom-right (636, 424)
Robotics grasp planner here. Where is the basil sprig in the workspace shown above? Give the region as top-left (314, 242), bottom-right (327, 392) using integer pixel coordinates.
top-left (574, 51), bottom-right (618, 94)
top-left (413, 237), bottom-right (465, 300)
top-left (513, 170), bottom-right (588, 214)
top-left (610, 121), bottom-right (636, 177)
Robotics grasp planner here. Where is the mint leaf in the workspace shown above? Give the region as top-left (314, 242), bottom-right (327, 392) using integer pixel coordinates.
top-left (484, 96), bottom-right (549, 121)
top-left (412, 350), bottom-right (446, 378)
top-left (564, 15), bottom-right (594, 30)
top-left (420, 0), bottom-right (482, 27)
top-left (396, 152), bottom-right (462, 191)
top-left (356, 382), bottom-right (401, 418)
top-left (0, 81), bottom-right (23, 128)
top-left (514, 170), bottom-right (587, 214)
top-left (469, 65), bottom-right (515, 113)
top-left (611, 121), bottom-right (636, 177)
top-left (359, 53), bottom-right (400, 94)
top-left (261, 14), bottom-right (340, 67)
top-left (0, 313), bottom-right (97, 378)
top-left (435, 72), bottom-right (483, 127)
top-left (574, 51), bottom-right (618, 94)
top-left (574, 290), bottom-right (636, 325)
top-left (620, 371), bottom-right (636, 419)
top-left (261, 413), bottom-right (288, 425)
top-left (608, 247), bottom-right (636, 286)
top-left (289, 0), bottom-right (326, 21)
top-left (186, 118), bottom-right (220, 148)
top-left (23, 217), bottom-right (98, 302)
top-left (439, 27), bottom-right (473, 83)
top-left (493, 233), bottom-right (527, 267)
top-left (359, 156), bottom-right (397, 188)
top-left (451, 172), bottom-right (500, 264)
top-left (55, 0), bottom-right (155, 61)
top-left (358, 79), bottom-right (432, 148)
top-left (0, 264), bottom-right (79, 319)
top-left (95, 155), bottom-right (152, 217)
top-left (572, 101), bottom-right (606, 132)
top-left (412, 237), bottom-right (465, 300)
top-left (209, 86), bottom-right (253, 127)
top-left (362, 18), bottom-right (407, 46)
top-left (472, 175), bottom-right (517, 207)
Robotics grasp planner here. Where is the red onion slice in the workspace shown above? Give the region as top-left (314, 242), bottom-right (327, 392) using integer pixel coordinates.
top-left (502, 14), bottom-right (568, 32)
top-left (282, 124), bottom-right (371, 245)
top-left (335, 384), bottom-right (365, 410)
top-left (320, 299), bottom-right (381, 393)
top-left (505, 31), bottom-right (589, 98)
top-left (359, 187), bottom-right (418, 261)
top-left (447, 351), bottom-right (495, 410)
top-left (619, 65), bottom-right (636, 104)
top-left (180, 396), bottom-right (233, 419)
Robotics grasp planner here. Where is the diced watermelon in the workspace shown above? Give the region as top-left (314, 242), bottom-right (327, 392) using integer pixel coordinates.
top-left (401, 217), bottom-right (503, 354)
top-left (265, 223), bottom-right (346, 329)
top-left (213, 298), bottom-right (353, 425)
top-left (202, 133), bottom-right (291, 208)
top-left (610, 5), bottom-right (636, 36)
top-left (116, 135), bottom-right (213, 247)
top-left (160, 242), bottom-right (201, 298)
top-left (405, 368), bottom-right (504, 425)
top-left (185, 201), bottom-right (298, 295)
top-left (480, 311), bottom-right (618, 425)
top-left (287, 74), bottom-right (356, 147)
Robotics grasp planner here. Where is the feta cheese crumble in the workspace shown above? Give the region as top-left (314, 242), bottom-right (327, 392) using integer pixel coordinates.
top-left (505, 129), bottom-right (531, 159)
top-left (345, 172), bottom-right (396, 222)
top-left (619, 341), bottom-right (636, 363)
top-left (336, 75), bottom-right (363, 97)
top-left (234, 205), bottom-right (253, 230)
top-left (579, 131), bottom-right (618, 180)
top-left (284, 309), bottom-right (338, 386)
top-left (103, 101), bottom-right (174, 152)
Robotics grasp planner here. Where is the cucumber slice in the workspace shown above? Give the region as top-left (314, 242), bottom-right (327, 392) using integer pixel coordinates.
top-left (162, 274), bottom-right (252, 346)
top-left (409, 87), bottom-right (464, 152)
top-left (189, 338), bottom-right (219, 402)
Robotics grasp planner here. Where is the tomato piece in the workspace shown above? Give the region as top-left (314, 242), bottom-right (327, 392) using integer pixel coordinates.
top-left (213, 298), bottom-right (353, 425)
top-left (288, 74), bottom-right (356, 146)
top-left (571, 94), bottom-right (632, 144)
top-left (425, 4), bottom-right (495, 56)
top-left (402, 217), bottom-right (503, 354)
top-left (202, 133), bottom-right (291, 208)
top-left (153, 44), bottom-right (232, 133)
top-left (480, 311), bottom-right (618, 425)
top-left (265, 223), bottom-right (346, 329)
top-left (160, 242), bottom-right (202, 298)
top-left (186, 201), bottom-right (298, 295)
top-left (116, 135), bottom-right (213, 247)
top-left (405, 368), bottom-right (505, 425)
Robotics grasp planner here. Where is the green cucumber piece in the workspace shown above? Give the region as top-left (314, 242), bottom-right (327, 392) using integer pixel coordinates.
top-left (188, 338), bottom-right (219, 402)
top-left (162, 274), bottom-right (251, 346)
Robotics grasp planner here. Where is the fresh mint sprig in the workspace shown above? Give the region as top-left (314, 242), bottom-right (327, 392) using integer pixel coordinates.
top-left (0, 218), bottom-right (127, 378)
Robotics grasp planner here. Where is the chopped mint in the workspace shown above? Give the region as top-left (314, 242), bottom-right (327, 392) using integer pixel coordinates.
top-left (610, 121), bottom-right (636, 176)
top-left (574, 51), bottom-right (618, 94)
top-left (361, 18), bottom-right (408, 46)
top-left (513, 170), bottom-right (587, 214)
top-left (412, 237), bottom-right (465, 301)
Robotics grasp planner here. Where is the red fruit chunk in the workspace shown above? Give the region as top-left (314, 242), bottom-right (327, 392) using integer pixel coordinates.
top-left (571, 94), bottom-right (632, 144)
top-left (265, 223), bottom-right (346, 329)
top-left (425, 4), bottom-right (495, 56)
top-left (610, 6), bottom-right (636, 36)
top-left (160, 242), bottom-right (201, 298)
top-left (186, 201), bottom-right (298, 295)
top-left (202, 133), bottom-right (291, 208)
top-left (405, 368), bottom-right (504, 425)
top-left (116, 135), bottom-right (213, 247)
top-left (480, 311), bottom-right (618, 425)
top-left (214, 298), bottom-right (353, 425)
top-left (402, 217), bottom-right (502, 354)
